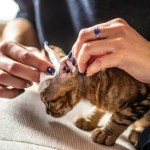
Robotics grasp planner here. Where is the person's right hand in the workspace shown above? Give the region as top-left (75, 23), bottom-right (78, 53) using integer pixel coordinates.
top-left (0, 41), bottom-right (55, 99)
top-left (72, 18), bottom-right (150, 84)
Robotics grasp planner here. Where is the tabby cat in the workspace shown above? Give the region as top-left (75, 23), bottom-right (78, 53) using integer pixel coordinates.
top-left (40, 46), bottom-right (150, 146)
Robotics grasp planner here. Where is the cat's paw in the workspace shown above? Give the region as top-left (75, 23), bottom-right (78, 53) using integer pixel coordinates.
top-left (73, 116), bottom-right (97, 131)
top-left (91, 128), bottom-right (116, 146)
top-left (128, 129), bottom-right (141, 148)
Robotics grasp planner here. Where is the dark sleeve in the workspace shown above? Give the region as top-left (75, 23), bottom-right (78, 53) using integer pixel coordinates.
top-left (15, 0), bottom-right (35, 26)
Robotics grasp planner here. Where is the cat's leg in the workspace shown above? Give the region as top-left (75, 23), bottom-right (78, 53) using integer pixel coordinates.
top-left (91, 107), bottom-right (142, 146)
top-left (73, 106), bottom-right (105, 131)
top-left (128, 127), bottom-right (143, 148)
top-left (129, 110), bottom-right (150, 147)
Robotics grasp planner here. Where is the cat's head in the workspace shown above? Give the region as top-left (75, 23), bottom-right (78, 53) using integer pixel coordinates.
top-left (41, 57), bottom-right (82, 118)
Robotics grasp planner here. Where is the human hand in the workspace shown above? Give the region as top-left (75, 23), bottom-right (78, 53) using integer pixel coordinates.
top-left (72, 18), bottom-right (150, 83)
top-left (0, 41), bottom-right (55, 98)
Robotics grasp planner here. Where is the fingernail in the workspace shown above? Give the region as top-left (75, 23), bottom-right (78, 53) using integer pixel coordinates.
top-left (80, 71), bottom-right (87, 76)
top-left (26, 81), bottom-right (33, 88)
top-left (19, 89), bottom-right (25, 94)
top-left (83, 71), bottom-right (87, 76)
top-left (47, 67), bottom-right (55, 75)
top-left (72, 57), bottom-right (76, 66)
top-left (67, 51), bottom-right (72, 60)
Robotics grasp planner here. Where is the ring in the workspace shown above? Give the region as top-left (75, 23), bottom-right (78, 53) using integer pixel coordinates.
top-left (94, 26), bottom-right (101, 38)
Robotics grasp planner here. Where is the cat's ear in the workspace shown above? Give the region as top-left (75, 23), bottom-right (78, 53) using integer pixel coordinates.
top-left (49, 45), bottom-right (66, 59)
top-left (41, 45), bottom-right (66, 60)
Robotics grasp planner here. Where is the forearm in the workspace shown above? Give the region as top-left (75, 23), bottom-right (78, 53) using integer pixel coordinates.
top-left (2, 18), bottom-right (40, 48)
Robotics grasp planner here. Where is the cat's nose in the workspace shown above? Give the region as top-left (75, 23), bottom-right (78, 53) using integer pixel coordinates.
top-left (47, 110), bottom-right (63, 118)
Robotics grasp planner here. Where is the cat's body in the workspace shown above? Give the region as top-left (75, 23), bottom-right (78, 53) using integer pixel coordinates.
top-left (40, 46), bottom-right (150, 146)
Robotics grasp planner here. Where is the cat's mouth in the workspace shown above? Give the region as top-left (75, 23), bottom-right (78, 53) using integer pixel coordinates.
top-left (47, 107), bottom-right (71, 118)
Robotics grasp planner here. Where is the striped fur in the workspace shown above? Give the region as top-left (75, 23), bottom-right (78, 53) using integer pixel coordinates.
top-left (40, 46), bottom-right (150, 146)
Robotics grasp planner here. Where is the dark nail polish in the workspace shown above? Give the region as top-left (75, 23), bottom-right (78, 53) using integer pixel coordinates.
top-left (26, 81), bottom-right (33, 88)
top-left (83, 71), bottom-right (87, 76)
top-left (67, 51), bottom-right (72, 60)
top-left (47, 67), bottom-right (55, 74)
top-left (80, 71), bottom-right (87, 76)
top-left (72, 57), bottom-right (76, 66)
top-left (19, 89), bottom-right (25, 94)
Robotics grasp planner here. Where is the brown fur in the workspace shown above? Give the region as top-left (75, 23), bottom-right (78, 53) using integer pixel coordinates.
top-left (40, 46), bottom-right (150, 146)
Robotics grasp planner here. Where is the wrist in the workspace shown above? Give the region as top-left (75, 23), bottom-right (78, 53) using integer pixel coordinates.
top-left (1, 18), bottom-right (40, 48)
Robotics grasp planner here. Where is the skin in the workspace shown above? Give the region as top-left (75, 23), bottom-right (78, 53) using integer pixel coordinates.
top-left (72, 18), bottom-right (150, 83)
top-left (0, 18), bottom-right (54, 98)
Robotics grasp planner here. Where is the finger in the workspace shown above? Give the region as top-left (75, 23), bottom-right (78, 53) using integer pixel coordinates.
top-left (0, 85), bottom-right (25, 99)
top-left (72, 18), bottom-right (127, 59)
top-left (0, 70), bottom-right (32, 89)
top-left (15, 43), bottom-right (46, 59)
top-left (72, 23), bottom-right (116, 59)
top-left (77, 39), bottom-right (116, 73)
top-left (0, 56), bottom-right (40, 82)
top-left (1, 41), bottom-right (55, 73)
top-left (86, 54), bottom-right (120, 76)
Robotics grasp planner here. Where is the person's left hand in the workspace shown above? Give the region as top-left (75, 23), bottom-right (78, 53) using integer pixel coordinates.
top-left (72, 18), bottom-right (150, 83)
top-left (0, 41), bottom-right (55, 98)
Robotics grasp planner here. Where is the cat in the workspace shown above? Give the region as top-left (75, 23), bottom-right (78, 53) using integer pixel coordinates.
top-left (40, 45), bottom-right (150, 147)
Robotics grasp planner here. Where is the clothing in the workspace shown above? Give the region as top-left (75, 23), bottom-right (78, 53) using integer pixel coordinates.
top-left (15, 0), bottom-right (150, 53)
top-left (138, 126), bottom-right (150, 150)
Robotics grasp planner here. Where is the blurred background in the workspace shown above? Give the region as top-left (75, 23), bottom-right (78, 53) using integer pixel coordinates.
top-left (0, 0), bottom-right (18, 36)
